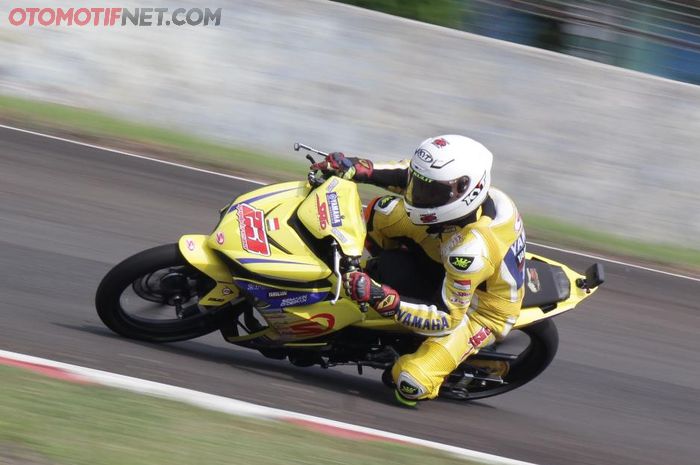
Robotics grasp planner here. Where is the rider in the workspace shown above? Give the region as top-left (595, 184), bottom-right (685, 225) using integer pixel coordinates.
top-left (312, 135), bottom-right (526, 406)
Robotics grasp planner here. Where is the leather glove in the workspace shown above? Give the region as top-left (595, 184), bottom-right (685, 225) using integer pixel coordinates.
top-left (342, 271), bottom-right (399, 317)
top-left (310, 152), bottom-right (374, 182)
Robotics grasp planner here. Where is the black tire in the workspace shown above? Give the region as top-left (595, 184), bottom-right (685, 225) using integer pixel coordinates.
top-left (450, 319), bottom-right (559, 401)
top-left (95, 243), bottom-right (230, 342)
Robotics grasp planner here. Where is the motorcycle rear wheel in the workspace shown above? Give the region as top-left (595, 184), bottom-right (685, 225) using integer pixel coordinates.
top-left (95, 243), bottom-right (231, 342)
top-left (445, 319), bottom-right (559, 401)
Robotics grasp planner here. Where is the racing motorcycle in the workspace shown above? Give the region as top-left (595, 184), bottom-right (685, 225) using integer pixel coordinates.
top-left (95, 143), bottom-right (605, 401)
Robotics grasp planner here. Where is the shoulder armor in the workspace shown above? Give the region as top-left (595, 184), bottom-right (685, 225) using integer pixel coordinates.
top-left (443, 230), bottom-right (488, 273)
top-left (373, 195), bottom-right (401, 216)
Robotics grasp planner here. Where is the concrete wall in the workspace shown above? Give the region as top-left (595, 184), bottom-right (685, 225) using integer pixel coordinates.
top-left (2, 0), bottom-right (699, 245)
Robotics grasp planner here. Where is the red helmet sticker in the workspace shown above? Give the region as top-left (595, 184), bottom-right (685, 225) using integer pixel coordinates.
top-left (420, 213), bottom-right (438, 223)
top-left (432, 138), bottom-right (449, 148)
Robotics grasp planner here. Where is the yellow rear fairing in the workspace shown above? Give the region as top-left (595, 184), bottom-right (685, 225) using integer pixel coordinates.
top-left (514, 253), bottom-right (599, 328)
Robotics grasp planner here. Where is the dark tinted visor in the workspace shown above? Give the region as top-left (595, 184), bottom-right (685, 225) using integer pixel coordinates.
top-left (405, 170), bottom-right (470, 209)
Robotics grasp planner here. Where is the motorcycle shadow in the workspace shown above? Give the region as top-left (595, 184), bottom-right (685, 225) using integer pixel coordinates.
top-left (62, 323), bottom-right (398, 407)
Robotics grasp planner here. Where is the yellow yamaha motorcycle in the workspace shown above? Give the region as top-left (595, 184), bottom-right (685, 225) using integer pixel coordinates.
top-left (96, 143), bottom-right (604, 400)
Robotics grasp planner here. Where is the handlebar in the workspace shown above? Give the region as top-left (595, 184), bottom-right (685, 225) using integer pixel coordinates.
top-left (294, 142), bottom-right (328, 187)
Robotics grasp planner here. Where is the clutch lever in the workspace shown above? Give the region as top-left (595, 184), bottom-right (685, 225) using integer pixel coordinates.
top-left (294, 142), bottom-right (328, 158)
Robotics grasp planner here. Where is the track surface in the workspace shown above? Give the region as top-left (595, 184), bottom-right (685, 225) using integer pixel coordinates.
top-left (1, 127), bottom-right (698, 465)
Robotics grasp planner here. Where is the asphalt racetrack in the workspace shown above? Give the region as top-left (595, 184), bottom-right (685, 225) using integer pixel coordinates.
top-left (1, 126), bottom-right (698, 465)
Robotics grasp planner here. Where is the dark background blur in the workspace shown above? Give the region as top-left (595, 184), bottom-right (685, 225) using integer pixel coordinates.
top-left (337, 0), bottom-right (700, 85)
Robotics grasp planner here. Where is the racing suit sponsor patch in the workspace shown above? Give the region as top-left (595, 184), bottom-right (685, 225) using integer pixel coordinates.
top-left (449, 255), bottom-right (475, 271)
top-left (396, 308), bottom-right (449, 331)
top-left (375, 195), bottom-right (399, 215)
top-left (469, 327), bottom-right (492, 349)
top-left (397, 371), bottom-right (427, 399)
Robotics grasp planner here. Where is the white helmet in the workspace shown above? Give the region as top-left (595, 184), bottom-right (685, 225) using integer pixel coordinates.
top-left (404, 135), bottom-right (493, 225)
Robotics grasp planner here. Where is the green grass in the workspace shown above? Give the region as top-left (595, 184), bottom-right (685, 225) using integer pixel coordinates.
top-left (0, 94), bottom-right (306, 181)
top-left (1, 94), bottom-right (698, 272)
top-left (525, 214), bottom-right (700, 269)
top-left (0, 365), bottom-right (479, 465)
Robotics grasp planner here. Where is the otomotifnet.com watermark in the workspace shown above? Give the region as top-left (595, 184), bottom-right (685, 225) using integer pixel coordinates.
top-left (7, 7), bottom-right (222, 26)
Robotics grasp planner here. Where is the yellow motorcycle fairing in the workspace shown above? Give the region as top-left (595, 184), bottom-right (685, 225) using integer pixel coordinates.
top-left (211, 181), bottom-right (332, 282)
top-left (176, 177), bottom-right (373, 341)
top-left (178, 235), bottom-right (240, 306)
top-left (296, 177), bottom-right (366, 257)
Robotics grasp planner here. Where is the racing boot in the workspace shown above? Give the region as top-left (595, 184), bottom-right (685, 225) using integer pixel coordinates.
top-left (393, 389), bottom-right (418, 408)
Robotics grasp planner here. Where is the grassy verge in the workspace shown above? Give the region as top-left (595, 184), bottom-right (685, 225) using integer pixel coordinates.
top-left (0, 94), bottom-right (307, 181)
top-left (0, 365), bottom-right (478, 465)
top-left (525, 215), bottom-right (700, 270)
top-left (1, 94), bottom-right (698, 272)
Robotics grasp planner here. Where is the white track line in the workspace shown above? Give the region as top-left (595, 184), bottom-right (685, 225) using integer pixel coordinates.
top-left (0, 124), bottom-right (269, 186)
top-left (0, 349), bottom-right (535, 465)
top-left (1, 123), bottom-right (698, 282)
top-left (528, 241), bottom-right (700, 282)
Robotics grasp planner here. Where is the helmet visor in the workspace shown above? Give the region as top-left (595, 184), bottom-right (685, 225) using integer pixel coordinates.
top-left (405, 170), bottom-right (470, 209)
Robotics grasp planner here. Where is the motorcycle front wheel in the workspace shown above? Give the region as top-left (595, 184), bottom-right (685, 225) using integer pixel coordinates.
top-left (95, 243), bottom-right (232, 342)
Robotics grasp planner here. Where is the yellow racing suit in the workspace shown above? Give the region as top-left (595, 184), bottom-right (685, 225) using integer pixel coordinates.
top-left (361, 160), bottom-right (526, 400)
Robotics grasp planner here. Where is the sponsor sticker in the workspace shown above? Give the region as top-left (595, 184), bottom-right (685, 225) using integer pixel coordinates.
top-left (289, 313), bottom-right (335, 336)
top-left (464, 173), bottom-right (486, 206)
top-left (316, 194), bottom-right (328, 230)
top-left (449, 255), bottom-right (475, 271)
top-left (280, 295), bottom-right (308, 307)
top-left (420, 213), bottom-right (438, 223)
top-left (331, 227), bottom-right (348, 243)
top-left (325, 178), bottom-right (340, 192)
top-left (186, 239), bottom-right (195, 251)
top-left (236, 204), bottom-right (271, 256)
top-left (527, 267), bottom-right (541, 293)
top-left (215, 231), bottom-right (225, 245)
top-left (454, 279), bottom-right (471, 291)
top-left (415, 148), bottom-right (433, 163)
top-left (222, 287), bottom-right (233, 295)
top-left (326, 192), bottom-right (343, 227)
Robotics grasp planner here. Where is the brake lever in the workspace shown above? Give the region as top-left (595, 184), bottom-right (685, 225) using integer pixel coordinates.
top-left (330, 243), bottom-right (342, 305)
